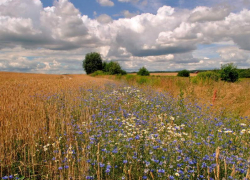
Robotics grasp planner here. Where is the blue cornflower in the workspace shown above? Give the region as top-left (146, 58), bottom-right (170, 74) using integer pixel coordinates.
top-left (112, 148), bottom-right (118, 153)
top-left (145, 161), bottom-right (150, 166)
top-left (86, 176), bottom-right (94, 179)
top-left (157, 169), bottom-right (165, 173)
top-left (169, 175), bottom-right (175, 180)
top-left (107, 164), bottom-right (111, 169)
top-left (142, 176), bottom-right (147, 179)
top-left (153, 159), bottom-right (159, 163)
top-left (201, 162), bottom-right (207, 168)
top-left (135, 135), bottom-right (140, 140)
top-left (99, 163), bottom-right (105, 168)
top-left (58, 166), bottom-right (63, 170)
top-left (64, 165), bottom-right (69, 169)
top-left (123, 160), bottom-right (128, 164)
top-left (105, 168), bottom-right (111, 173)
top-left (2, 176), bottom-right (8, 180)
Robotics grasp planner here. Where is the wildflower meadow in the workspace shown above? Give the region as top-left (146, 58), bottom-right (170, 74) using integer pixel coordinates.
top-left (0, 73), bottom-right (249, 179)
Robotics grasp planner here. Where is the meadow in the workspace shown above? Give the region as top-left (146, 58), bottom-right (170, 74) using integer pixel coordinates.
top-left (0, 72), bottom-right (250, 180)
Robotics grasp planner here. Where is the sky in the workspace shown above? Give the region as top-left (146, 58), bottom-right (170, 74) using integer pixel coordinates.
top-left (1, 0), bottom-right (250, 74)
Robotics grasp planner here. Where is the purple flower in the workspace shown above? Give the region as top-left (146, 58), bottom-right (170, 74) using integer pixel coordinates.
top-left (123, 160), bottom-right (128, 164)
top-left (99, 163), bottom-right (105, 168)
top-left (135, 135), bottom-right (140, 140)
top-left (86, 176), bottom-right (94, 179)
top-left (169, 175), bottom-right (175, 180)
top-left (157, 169), bottom-right (165, 173)
top-left (58, 166), bottom-right (63, 170)
top-left (105, 168), bottom-right (110, 173)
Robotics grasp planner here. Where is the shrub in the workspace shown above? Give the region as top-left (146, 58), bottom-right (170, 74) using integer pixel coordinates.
top-left (220, 63), bottom-right (239, 82)
top-left (103, 61), bottom-right (127, 75)
top-left (137, 67), bottom-right (150, 76)
top-left (196, 71), bottom-right (220, 82)
top-left (177, 70), bottom-right (190, 77)
top-left (82, 52), bottom-right (103, 74)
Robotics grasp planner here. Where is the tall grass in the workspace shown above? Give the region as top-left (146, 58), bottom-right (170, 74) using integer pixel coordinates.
top-left (1, 72), bottom-right (250, 179)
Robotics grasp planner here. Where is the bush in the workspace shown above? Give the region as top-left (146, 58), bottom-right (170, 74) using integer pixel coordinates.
top-left (220, 63), bottom-right (239, 82)
top-left (177, 70), bottom-right (190, 77)
top-left (137, 67), bottom-right (150, 76)
top-left (83, 52), bottom-right (103, 74)
top-left (197, 71), bottom-right (220, 82)
top-left (103, 61), bottom-right (127, 75)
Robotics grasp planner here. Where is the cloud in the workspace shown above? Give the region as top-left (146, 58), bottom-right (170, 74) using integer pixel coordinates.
top-left (188, 6), bottom-right (231, 22)
top-left (118, 0), bottom-right (139, 3)
top-left (96, 0), bottom-right (114, 7)
top-left (97, 14), bottom-right (113, 24)
top-left (217, 46), bottom-right (250, 63)
top-left (1, 0), bottom-right (250, 73)
top-left (122, 10), bottom-right (140, 18)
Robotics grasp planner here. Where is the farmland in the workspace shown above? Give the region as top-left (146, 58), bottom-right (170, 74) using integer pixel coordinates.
top-left (0, 72), bottom-right (250, 179)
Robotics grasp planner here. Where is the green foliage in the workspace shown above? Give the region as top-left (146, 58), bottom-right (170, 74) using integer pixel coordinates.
top-left (126, 74), bottom-right (136, 81)
top-left (82, 52), bottom-right (103, 74)
top-left (177, 70), bottom-right (190, 77)
top-left (197, 71), bottom-right (219, 82)
top-left (90, 70), bottom-right (107, 77)
top-left (102, 61), bottom-right (127, 75)
top-left (220, 63), bottom-right (239, 82)
top-left (137, 67), bottom-right (150, 76)
top-left (136, 76), bottom-right (149, 84)
top-left (238, 69), bottom-right (250, 78)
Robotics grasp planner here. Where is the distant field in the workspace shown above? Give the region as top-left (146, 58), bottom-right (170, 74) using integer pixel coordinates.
top-left (130, 72), bottom-right (198, 76)
top-left (1, 72), bottom-right (250, 179)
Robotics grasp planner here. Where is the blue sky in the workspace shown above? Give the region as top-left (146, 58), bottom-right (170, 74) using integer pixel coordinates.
top-left (40, 0), bottom-right (231, 19)
top-left (0, 0), bottom-right (250, 73)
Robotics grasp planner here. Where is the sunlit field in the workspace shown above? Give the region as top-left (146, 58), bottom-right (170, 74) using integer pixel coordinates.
top-left (1, 72), bottom-right (250, 180)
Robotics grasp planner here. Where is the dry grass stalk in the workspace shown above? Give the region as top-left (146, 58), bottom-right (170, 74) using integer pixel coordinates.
top-left (231, 164), bottom-right (236, 178)
top-left (216, 147), bottom-right (220, 180)
top-left (224, 158), bottom-right (227, 179)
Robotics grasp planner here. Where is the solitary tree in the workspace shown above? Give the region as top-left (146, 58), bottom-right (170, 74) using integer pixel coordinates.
top-left (82, 52), bottom-right (103, 74)
top-left (137, 67), bottom-right (150, 76)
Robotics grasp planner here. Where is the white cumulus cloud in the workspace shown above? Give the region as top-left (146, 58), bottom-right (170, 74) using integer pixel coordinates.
top-left (1, 0), bottom-right (250, 73)
top-left (96, 0), bottom-right (114, 7)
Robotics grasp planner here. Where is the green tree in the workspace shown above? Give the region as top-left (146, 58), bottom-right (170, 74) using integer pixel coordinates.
top-left (137, 67), bottom-right (150, 76)
top-left (220, 63), bottom-right (239, 82)
top-left (103, 61), bottom-right (127, 75)
top-left (177, 70), bottom-right (190, 77)
top-left (82, 52), bottom-right (103, 74)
